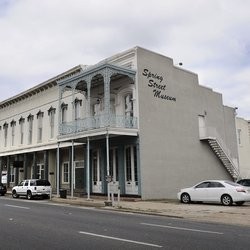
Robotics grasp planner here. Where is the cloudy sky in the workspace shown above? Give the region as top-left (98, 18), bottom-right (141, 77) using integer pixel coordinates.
top-left (0, 0), bottom-right (249, 119)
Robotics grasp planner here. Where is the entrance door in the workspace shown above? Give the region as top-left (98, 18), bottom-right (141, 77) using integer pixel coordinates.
top-left (125, 145), bottom-right (138, 195)
top-left (109, 148), bottom-right (119, 188)
top-left (92, 150), bottom-right (102, 193)
top-left (74, 161), bottom-right (85, 189)
top-left (37, 164), bottom-right (45, 179)
top-left (198, 115), bottom-right (206, 138)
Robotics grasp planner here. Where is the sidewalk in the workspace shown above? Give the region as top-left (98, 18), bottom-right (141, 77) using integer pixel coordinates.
top-left (50, 195), bottom-right (250, 227)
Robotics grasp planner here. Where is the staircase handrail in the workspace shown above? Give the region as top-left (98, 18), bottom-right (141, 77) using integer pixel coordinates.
top-left (199, 126), bottom-right (239, 176)
top-left (200, 127), bottom-right (233, 160)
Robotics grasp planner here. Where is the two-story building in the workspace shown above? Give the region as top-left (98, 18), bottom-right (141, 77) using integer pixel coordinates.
top-left (0, 47), bottom-right (240, 199)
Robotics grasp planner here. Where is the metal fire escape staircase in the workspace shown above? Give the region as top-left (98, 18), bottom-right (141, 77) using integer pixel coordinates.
top-left (199, 127), bottom-right (240, 180)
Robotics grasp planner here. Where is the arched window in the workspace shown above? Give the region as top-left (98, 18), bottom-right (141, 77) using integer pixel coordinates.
top-left (3, 122), bottom-right (8, 147)
top-left (48, 107), bottom-right (56, 138)
top-left (74, 98), bottom-right (82, 120)
top-left (10, 120), bottom-right (16, 146)
top-left (61, 103), bottom-right (68, 123)
top-left (27, 114), bottom-right (34, 144)
top-left (124, 93), bottom-right (133, 118)
top-left (19, 117), bottom-right (25, 144)
top-left (37, 110), bottom-right (44, 143)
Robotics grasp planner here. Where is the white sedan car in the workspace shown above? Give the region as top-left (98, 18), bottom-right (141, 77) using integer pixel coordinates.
top-left (177, 180), bottom-right (250, 206)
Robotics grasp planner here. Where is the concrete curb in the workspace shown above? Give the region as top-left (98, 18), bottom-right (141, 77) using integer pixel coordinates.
top-left (49, 197), bottom-right (184, 219)
top-left (50, 197), bottom-right (105, 208)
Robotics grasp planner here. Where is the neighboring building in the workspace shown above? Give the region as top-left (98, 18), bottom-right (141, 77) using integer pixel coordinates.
top-left (0, 47), bottom-right (240, 199)
top-left (236, 117), bottom-right (250, 178)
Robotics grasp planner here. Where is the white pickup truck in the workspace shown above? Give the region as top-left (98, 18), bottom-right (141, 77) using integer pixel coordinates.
top-left (12, 179), bottom-right (51, 200)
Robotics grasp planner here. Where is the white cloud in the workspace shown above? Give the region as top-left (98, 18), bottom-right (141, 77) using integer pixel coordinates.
top-left (0, 0), bottom-right (249, 118)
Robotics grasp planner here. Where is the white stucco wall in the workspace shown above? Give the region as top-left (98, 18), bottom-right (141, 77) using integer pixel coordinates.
top-left (0, 85), bottom-right (59, 155)
top-left (236, 117), bottom-right (250, 178)
top-left (135, 47), bottom-right (238, 199)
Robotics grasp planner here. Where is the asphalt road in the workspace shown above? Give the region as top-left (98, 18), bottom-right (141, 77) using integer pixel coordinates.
top-left (0, 196), bottom-right (249, 250)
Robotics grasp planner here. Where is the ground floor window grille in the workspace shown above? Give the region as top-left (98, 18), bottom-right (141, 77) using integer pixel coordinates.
top-left (63, 162), bottom-right (69, 183)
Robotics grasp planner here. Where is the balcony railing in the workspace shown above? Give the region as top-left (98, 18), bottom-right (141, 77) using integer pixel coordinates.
top-left (59, 114), bottom-right (138, 135)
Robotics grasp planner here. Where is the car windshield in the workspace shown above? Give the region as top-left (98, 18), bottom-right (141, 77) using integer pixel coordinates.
top-left (36, 180), bottom-right (51, 186)
top-left (238, 179), bottom-right (250, 186)
top-left (18, 181), bottom-right (25, 186)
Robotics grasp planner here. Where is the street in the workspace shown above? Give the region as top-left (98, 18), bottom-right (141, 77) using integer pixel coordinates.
top-left (0, 196), bottom-right (249, 250)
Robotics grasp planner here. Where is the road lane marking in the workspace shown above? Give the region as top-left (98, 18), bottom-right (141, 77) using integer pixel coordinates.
top-left (5, 204), bottom-right (30, 210)
top-left (79, 231), bottom-right (162, 248)
top-left (141, 223), bottom-right (224, 235)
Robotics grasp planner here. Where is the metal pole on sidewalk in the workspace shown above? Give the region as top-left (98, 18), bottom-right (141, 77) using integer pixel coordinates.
top-left (87, 137), bottom-right (90, 200)
top-left (71, 140), bottom-right (74, 198)
top-left (56, 142), bottom-right (60, 197)
top-left (106, 132), bottom-right (110, 202)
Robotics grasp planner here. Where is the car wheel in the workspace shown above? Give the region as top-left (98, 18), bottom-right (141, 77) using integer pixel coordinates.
top-left (27, 191), bottom-right (32, 200)
top-left (181, 193), bottom-right (191, 204)
top-left (12, 190), bottom-right (19, 198)
top-left (235, 201), bottom-right (245, 206)
top-left (221, 194), bottom-right (232, 206)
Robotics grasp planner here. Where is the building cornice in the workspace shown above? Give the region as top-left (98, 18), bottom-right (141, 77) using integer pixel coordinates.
top-left (0, 65), bottom-right (83, 109)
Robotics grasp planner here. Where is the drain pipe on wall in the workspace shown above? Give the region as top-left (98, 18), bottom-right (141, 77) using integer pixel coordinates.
top-left (56, 142), bottom-right (60, 197)
top-left (87, 137), bottom-right (90, 200)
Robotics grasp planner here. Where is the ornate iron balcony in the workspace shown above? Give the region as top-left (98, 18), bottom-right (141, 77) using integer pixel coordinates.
top-left (59, 114), bottom-right (138, 135)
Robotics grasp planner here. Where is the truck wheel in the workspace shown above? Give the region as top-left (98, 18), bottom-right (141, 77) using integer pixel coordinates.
top-left (27, 191), bottom-right (33, 200)
top-left (12, 190), bottom-right (19, 198)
